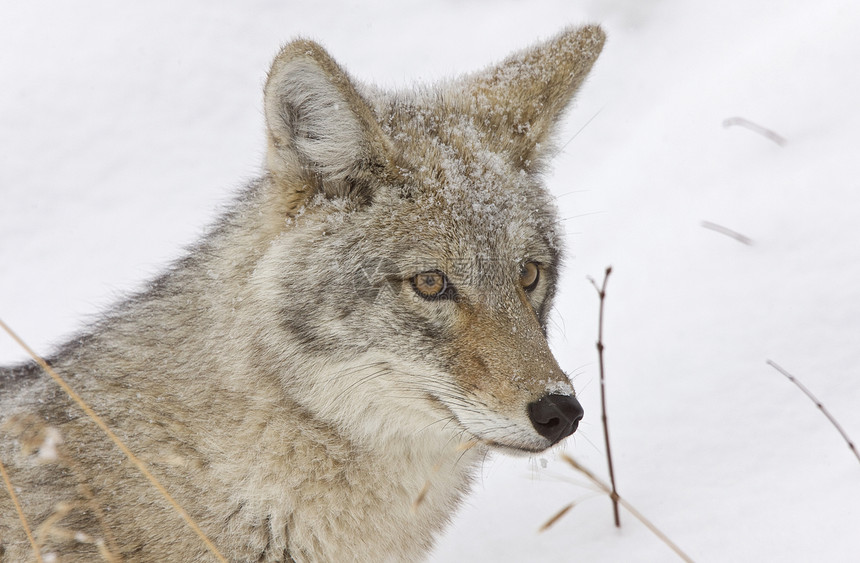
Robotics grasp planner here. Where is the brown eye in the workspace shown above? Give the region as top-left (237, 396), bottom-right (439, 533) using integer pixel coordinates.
top-left (520, 262), bottom-right (540, 292)
top-left (411, 270), bottom-right (453, 300)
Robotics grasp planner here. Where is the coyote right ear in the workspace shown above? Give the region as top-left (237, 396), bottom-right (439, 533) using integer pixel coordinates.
top-left (462, 25), bottom-right (605, 173)
top-left (264, 40), bottom-right (395, 202)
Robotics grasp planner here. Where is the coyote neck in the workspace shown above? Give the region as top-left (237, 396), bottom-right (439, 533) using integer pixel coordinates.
top-left (205, 379), bottom-right (486, 562)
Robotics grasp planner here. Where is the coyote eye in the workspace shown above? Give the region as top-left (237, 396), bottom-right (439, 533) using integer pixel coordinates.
top-left (411, 270), bottom-right (454, 300)
top-left (520, 262), bottom-right (540, 292)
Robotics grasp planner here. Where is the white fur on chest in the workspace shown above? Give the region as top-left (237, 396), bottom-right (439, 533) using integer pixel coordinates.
top-left (209, 357), bottom-right (485, 562)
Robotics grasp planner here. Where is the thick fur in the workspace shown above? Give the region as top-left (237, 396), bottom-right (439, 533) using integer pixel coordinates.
top-left (0, 26), bottom-right (605, 562)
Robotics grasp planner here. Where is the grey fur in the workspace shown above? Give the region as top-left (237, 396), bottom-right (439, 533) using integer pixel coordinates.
top-left (1, 25), bottom-right (604, 562)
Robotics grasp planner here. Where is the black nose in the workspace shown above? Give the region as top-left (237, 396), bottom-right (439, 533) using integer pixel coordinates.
top-left (527, 394), bottom-right (584, 445)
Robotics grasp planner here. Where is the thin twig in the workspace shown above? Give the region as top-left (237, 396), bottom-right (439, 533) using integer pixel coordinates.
top-left (562, 455), bottom-right (695, 563)
top-left (722, 116), bottom-right (787, 146)
top-left (766, 360), bottom-right (860, 466)
top-left (588, 266), bottom-right (620, 527)
top-left (0, 456), bottom-right (43, 562)
top-left (0, 318), bottom-right (228, 563)
top-left (700, 221), bottom-right (753, 246)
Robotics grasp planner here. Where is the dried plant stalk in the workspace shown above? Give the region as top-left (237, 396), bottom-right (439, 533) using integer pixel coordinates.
top-left (1, 456), bottom-right (43, 562)
top-left (3, 414), bottom-right (120, 560)
top-left (539, 502), bottom-right (575, 533)
top-left (561, 455), bottom-right (695, 563)
top-left (0, 318), bottom-right (228, 563)
top-left (413, 439), bottom-right (482, 512)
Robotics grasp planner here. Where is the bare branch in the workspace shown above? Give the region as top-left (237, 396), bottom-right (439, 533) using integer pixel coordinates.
top-left (587, 266), bottom-right (620, 527)
top-left (766, 360), bottom-right (860, 466)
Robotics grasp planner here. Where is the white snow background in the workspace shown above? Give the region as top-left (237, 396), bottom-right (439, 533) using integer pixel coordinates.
top-left (2, 0), bottom-right (859, 561)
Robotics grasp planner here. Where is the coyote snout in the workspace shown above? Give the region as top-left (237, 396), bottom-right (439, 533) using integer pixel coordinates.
top-left (528, 394), bottom-right (585, 445)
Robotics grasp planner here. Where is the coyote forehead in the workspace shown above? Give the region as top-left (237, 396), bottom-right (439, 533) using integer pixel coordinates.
top-left (382, 107), bottom-right (563, 268)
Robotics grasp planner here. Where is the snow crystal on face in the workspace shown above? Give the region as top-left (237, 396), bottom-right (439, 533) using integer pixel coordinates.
top-left (74, 531), bottom-right (93, 543)
top-left (544, 380), bottom-right (573, 396)
top-left (37, 426), bottom-right (62, 462)
top-left (381, 101), bottom-right (562, 260)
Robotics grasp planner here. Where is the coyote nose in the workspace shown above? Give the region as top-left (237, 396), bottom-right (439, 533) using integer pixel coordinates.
top-left (527, 394), bottom-right (584, 445)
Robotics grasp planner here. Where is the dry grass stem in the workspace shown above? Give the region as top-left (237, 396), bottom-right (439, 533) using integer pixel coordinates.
top-left (0, 318), bottom-right (228, 563)
top-left (588, 266), bottom-right (620, 527)
top-left (412, 481), bottom-right (432, 513)
top-left (455, 440), bottom-right (480, 452)
top-left (413, 440), bottom-right (481, 512)
top-left (3, 415), bottom-right (121, 560)
top-left (538, 502), bottom-right (575, 533)
top-left (766, 360), bottom-right (860, 466)
top-left (1, 455), bottom-right (43, 562)
top-left (722, 116), bottom-right (787, 146)
top-left (561, 455), bottom-right (695, 563)
top-left (700, 221), bottom-right (753, 246)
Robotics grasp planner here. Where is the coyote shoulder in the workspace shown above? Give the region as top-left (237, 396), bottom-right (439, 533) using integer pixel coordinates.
top-left (0, 25), bottom-right (605, 562)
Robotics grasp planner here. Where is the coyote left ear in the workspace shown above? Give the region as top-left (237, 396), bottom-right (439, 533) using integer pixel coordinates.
top-left (264, 39), bottom-right (395, 201)
top-left (463, 25), bottom-right (605, 171)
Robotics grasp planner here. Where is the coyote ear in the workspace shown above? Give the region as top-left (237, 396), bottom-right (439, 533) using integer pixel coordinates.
top-left (264, 40), bottom-right (394, 200)
top-left (463, 25), bottom-right (605, 171)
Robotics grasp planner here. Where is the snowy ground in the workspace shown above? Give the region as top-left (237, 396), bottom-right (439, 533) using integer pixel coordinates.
top-left (2, 1), bottom-right (859, 561)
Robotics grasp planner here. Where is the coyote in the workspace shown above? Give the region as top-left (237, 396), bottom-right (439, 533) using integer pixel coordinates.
top-left (0, 25), bottom-right (605, 562)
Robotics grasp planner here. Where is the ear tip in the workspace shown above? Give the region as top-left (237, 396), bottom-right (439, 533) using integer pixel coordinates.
top-left (585, 24), bottom-right (607, 47)
top-left (559, 24), bottom-right (607, 61)
top-left (267, 38), bottom-right (332, 81)
top-left (275, 37), bottom-right (328, 60)
top-left (576, 23), bottom-right (607, 40)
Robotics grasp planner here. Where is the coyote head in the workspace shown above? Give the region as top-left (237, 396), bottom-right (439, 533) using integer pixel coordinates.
top-left (249, 26), bottom-right (605, 454)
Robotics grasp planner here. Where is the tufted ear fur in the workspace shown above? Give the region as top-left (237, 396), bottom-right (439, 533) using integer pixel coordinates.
top-left (264, 40), bottom-right (397, 201)
top-left (459, 25), bottom-right (605, 172)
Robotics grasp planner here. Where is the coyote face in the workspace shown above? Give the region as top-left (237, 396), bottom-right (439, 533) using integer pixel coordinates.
top-left (260, 28), bottom-right (605, 455)
top-left (267, 155), bottom-right (581, 454)
top-left (1, 25), bottom-right (604, 561)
